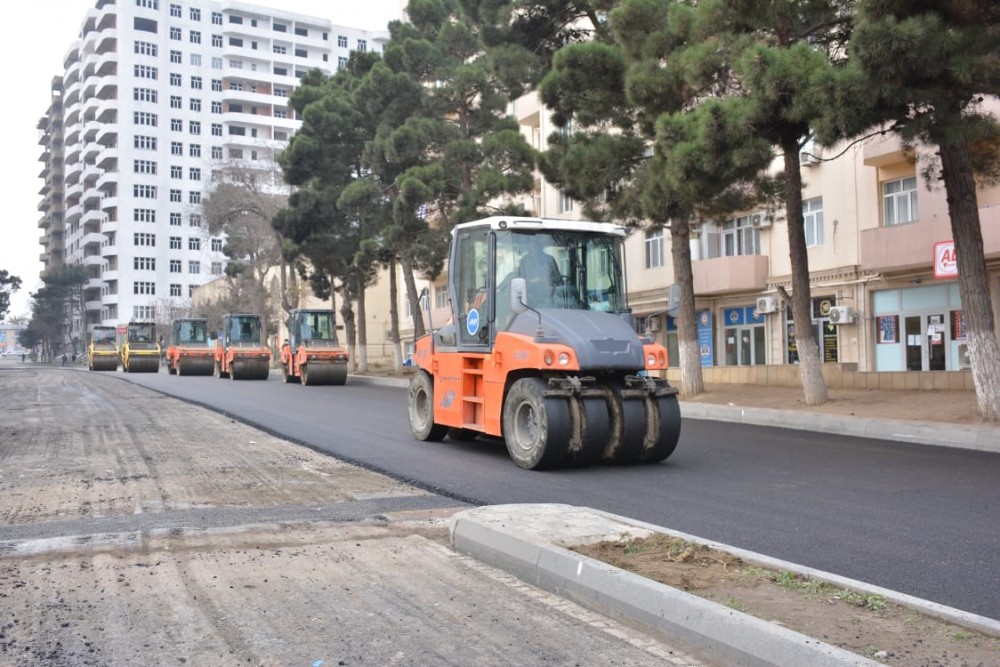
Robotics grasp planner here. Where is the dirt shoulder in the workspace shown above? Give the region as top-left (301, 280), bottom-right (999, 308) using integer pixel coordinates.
top-left (574, 535), bottom-right (1000, 667)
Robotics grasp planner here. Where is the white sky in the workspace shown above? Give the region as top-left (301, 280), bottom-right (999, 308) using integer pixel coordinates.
top-left (1, 0), bottom-right (403, 320)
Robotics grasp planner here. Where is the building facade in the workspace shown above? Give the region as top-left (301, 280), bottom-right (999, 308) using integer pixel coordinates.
top-left (36, 0), bottom-right (390, 341)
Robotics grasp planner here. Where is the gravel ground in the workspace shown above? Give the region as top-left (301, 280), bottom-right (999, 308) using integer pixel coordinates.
top-left (0, 367), bottom-right (710, 667)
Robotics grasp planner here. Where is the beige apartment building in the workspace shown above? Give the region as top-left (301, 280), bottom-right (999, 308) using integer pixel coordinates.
top-left (387, 92), bottom-right (1000, 385)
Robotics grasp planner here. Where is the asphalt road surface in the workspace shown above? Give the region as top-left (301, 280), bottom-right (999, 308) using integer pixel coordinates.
top-left (120, 368), bottom-right (1000, 620)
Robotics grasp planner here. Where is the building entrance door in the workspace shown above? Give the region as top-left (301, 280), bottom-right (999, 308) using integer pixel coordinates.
top-left (904, 313), bottom-right (947, 371)
top-left (724, 325), bottom-right (765, 366)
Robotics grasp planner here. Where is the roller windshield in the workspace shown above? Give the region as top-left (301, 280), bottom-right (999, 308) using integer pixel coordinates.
top-left (176, 320), bottom-right (209, 345)
top-left (297, 311), bottom-right (337, 343)
top-left (495, 229), bottom-right (625, 314)
top-left (91, 328), bottom-right (116, 345)
top-left (229, 317), bottom-right (262, 345)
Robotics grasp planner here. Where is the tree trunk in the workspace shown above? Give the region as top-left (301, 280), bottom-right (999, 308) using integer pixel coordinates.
top-left (782, 135), bottom-right (828, 405)
top-left (388, 257), bottom-right (403, 372)
top-left (670, 218), bottom-right (704, 396)
top-left (340, 287), bottom-right (357, 372)
top-left (938, 142), bottom-right (1000, 421)
top-left (355, 272), bottom-right (368, 373)
top-left (400, 253), bottom-right (425, 338)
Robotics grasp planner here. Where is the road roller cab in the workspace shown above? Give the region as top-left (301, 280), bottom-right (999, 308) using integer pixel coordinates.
top-left (279, 309), bottom-right (349, 386)
top-left (88, 326), bottom-right (119, 371)
top-left (214, 313), bottom-right (271, 380)
top-left (407, 216), bottom-right (680, 469)
top-left (120, 321), bottom-right (160, 373)
top-left (166, 318), bottom-right (215, 376)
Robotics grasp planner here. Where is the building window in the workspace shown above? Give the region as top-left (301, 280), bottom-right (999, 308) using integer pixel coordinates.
top-left (188, 261), bottom-right (201, 274)
top-left (171, 118), bottom-right (183, 131)
top-left (212, 11), bottom-right (222, 25)
top-left (171, 141), bottom-right (183, 155)
top-left (190, 7), bottom-right (200, 21)
top-left (211, 101), bottom-right (222, 113)
top-left (229, 14), bottom-right (243, 24)
top-left (190, 54), bottom-right (202, 67)
top-left (274, 22), bottom-right (287, 32)
top-left (211, 146), bottom-right (223, 159)
top-left (170, 236), bottom-right (182, 249)
top-left (134, 281), bottom-right (156, 295)
top-left (189, 214), bottom-right (202, 227)
top-left (134, 257), bottom-right (155, 270)
top-left (211, 262), bottom-right (223, 275)
top-left (133, 184), bottom-right (157, 199)
top-left (134, 88), bottom-right (157, 103)
top-left (134, 135), bottom-right (157, 150)
top-left (212, 34), bottom-right (222, 48)
top-left (134, 305), bottom-right (156, 320)
top-left (357, 39), bottom-right (367, 52)
top-left (170, 284), bottom-right (182, 297)
top-left (211, 56), bottom-right (223, 69)
top-left (337, 35), bottom-right (347, 48)
top-left (191, 76), bottom-right (202, 89)
top-left (295, 26), bottom-right (307, 37)
top-left (273, 45), bottom-right (287, 55)
top-left (189, 144), bottom-right (201, 157)
top-left (558, 191), bottom-right (574, 214)
top-left (190, 30), bottom-right (201, 44)
top-left (644, 229), bottom-right (664, 268)
top-left (229, 81), bottom-right (244, 92)
top-left (211, 238), bottom-right (223, 252)
top-left (133, 207), bottom-right (156, 221)
top-left (171, 165), bottom-right (182, 178)
top-left (229, 36), bottom-right (243, 47)
top-left (722, 215), bottom-right (760, 256)
top-left (190, 98), bottom-right (202, 112)
top-left (134, 64), bottom-right (158, 79)
top-left (188, 237), bottom-right (201, 251)
top-left (133, 232), bottom-right (156, 247)
top-left (133, 161), bottom-right (157, 176)
top-left (189, 168), bottom-right (201, 181)
top-left (134, 41), bottom-right (157, 56)
top-left (189, 121), bottom-right (201, 135)
top-left (211, 79), bottom-right (223, 92)
top-left (170, 259), bottom-right (182, 273)
top-left (337, 56), bottom-right (347, 69)
top-left (133, 111), bottom-right (157, 127)
top-left (803, 197), bottom-right (825, 247)
top-left (434, 284), bottom-right (448, 309)
top-left (170, 189), bottom-right (182, 202)
top-left (170, 212), bottom-right (181, 226)
top-left (189, 191), bottom-right (202, 204)
top-left (883, 176), bottom-right (918, 226)
top-left (170, 72), bottom-right (182, 86)
top-left (169, 3), bottom-right (180, 17)
top-left (138, 0), bottom-right (160, 9)
top-left (211, 123), bottom-right (223, 136)
top-left (170, 27), bottom-right (181, 40)
top-left (170, 95), bottom-right (182, 109)
top-left (295, 48), bottom-right (308, 58)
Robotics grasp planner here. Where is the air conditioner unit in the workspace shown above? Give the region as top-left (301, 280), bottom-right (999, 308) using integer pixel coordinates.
top-left (755, 296), bottom-right (777, 315)
top-left (751, 213), bottom-right (772, 229)
top-left (829, 306), bottom-right (855, 325)
top-left (801, 151), bottom-right (819, 167)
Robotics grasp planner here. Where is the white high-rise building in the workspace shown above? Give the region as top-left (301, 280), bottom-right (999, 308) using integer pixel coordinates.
top-left (37, 0), bottom-right (390, 335)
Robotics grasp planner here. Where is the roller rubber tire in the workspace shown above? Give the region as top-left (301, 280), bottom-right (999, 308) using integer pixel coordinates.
top-left (408, 372), bottom-right (447, 442)
top-left (639, 394), bottom-right (681, 463)
top-left (502, 377), bottom-right (571, 470)
top-left (602, 382), bottom-right (647, 464)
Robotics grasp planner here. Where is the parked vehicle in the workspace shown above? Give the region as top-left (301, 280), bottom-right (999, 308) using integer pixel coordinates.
top-left (214, 313), bottom-right (270, 380)
top-left (407, 216), bottom-right (681, 469)
top-left (279, 309), bottom-right (349, 386)
top-left (88, 326), bottom-right (119, 371)
top-left (120, 321), bottom-right (160, 373)
top-left (166, 318), bottom-right (214, 376)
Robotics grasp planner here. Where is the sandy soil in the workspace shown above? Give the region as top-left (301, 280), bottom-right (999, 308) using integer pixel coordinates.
top-left (575, 535), bottom-right (1000, 667)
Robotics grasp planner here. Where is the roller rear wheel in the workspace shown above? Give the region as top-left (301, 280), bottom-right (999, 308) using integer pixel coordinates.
top-left (503, 377), bottom-right (570, 470)
top-left (408, 372), bottom-right (447, 442)
top-left (639, 394), bottom-right (681, 463)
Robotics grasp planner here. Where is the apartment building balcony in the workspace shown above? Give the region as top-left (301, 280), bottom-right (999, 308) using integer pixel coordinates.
top-left (96, 101), bottom-right (117, 124)
top-left (85, 277), bottom-right (104, 291)
top-left (512, 92), bottom-right (541, 127)
top-left (101, 293), bottom-right (119, 305)
top-left (860, 216), bottom-right (954, 273)
top-left (95, 30), bottom-right (117, 56)
top-left (95, 77), bottom-right (118, 100)
top-left (100, 218), bottom-right (117, 235)
top-left (96, 147), bottom-right (118, 170)
top-left (96, 171), bottom-right (117, 193)
top-left (692, 254), bottom-right (770, 295)
top-left (82, 160), bottom-right (101, 183)
top-left (85, 299), bottom-right (103, 313)
top-left (95, 123), bottom-right (117, 146)
top-left (99, 195), bottom-right (118, 212)
top-left (83, 251), bottom-right (104, 267)
top-left (65, 179), bottom-right (83, 200)
top-left (81, 207), bottom-right (103, 227)
top-left (222, 89), bottom-right (275, 107)
top-left (38, 215), bottom-right (51, 230)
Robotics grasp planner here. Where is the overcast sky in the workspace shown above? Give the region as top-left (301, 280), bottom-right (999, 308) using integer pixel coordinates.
top-left (1, 0), bottom-right (403, 320)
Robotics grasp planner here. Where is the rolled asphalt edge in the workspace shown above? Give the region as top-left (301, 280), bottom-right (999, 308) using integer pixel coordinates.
top-left (350, 375), bottom-right (1000, 664)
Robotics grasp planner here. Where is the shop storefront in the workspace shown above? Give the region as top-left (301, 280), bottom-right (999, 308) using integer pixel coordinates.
top-left (872, 283), bottom-right (964, 371)
top-left (723, 305), bottom-right (766, 365)
top-left (786, 295), bottom-right (839, 364)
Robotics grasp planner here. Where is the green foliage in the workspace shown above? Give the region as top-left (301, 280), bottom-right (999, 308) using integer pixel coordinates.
top-left (0, 269), bottom-right (22, 321)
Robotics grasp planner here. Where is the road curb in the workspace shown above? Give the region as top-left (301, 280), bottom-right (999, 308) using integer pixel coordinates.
top-left (450, 504), bottom-right (1000, 666)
